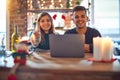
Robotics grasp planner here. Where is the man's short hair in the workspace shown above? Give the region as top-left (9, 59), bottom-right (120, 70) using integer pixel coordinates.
top-left (73, 6), bottom-right (87, 13)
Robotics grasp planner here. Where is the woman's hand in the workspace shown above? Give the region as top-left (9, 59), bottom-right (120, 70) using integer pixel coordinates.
top-left (33, 30), bottom-right (41, 39)
top-left (30, 26), bottom-right (41, 47)
top-left (33, 25), bottom-right (41, 38)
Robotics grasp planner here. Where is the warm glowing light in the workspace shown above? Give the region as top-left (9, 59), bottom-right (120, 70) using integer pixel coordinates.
top-left (27, 0), bottom-right (30, 3)
top-left (52, 3), bottom-right (54, 5)
top-left (30, 0), bottom-right (32, 4)
top-left (59, 0), bottom-right (61, 2)
top-left (38, 1), bottom-right (40, 4)
top-left (51, 0), bottom-right (54, 3)
top-left (70, 2), bottom-right (72, 6)
top-left (60, 4), bottom-right (63, 8)
top-left (43, 1), bottom-right (45, 3)
top-left (41, 4), bottom-right (44, 6)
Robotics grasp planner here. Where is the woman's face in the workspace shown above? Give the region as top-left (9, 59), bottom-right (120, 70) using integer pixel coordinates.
top-left (39, 15), bottom-right (51, 33)
top-left (73, 10), bottom-right (88, 29)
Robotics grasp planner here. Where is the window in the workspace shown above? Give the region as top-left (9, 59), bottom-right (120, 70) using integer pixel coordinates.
top-left (0, 0), bottom-right (6, 48)
top-left (93, 0), bottom-right (119, 38)
top-left (81, 0), bottom-right (120, 39)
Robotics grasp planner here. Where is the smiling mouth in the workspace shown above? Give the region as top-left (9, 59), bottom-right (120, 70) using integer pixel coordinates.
top-left (79, 21), bottom-right (83, 23)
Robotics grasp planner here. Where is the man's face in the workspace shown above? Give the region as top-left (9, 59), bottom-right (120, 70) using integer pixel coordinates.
top-left (73, 10), bottom-right (88, 29)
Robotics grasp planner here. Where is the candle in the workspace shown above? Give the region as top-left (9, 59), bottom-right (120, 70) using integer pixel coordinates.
top-left (102, 37), bottom-right (113, 61)
top-left (93, 37), bottom-right (114, 61)
top-left (93, 37), bottom-right (102, 61)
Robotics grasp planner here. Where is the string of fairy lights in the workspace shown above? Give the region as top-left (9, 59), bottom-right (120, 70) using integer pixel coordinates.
top-left (27, 0), bottom-right (81, 10)
top-left (27, 0), bottom-right (92, 32)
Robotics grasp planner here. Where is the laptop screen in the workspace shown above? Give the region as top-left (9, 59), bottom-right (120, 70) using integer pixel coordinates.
top-left (49, 34), bottom-right (85, 58)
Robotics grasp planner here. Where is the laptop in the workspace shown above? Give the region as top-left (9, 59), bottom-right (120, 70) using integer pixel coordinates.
top-left (49, 34), bottom-right (85, 58)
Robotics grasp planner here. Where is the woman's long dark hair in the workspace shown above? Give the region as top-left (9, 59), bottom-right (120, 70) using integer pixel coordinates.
top-left (37, 12), bottom-right (54, 42)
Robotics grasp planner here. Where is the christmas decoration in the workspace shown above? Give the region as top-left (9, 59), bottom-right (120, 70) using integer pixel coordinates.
top-left (8, 40), bottom-right (31, 80)
top-left (53, 14), bottom-right (57, 20)
top-left (8, 74), bottom-right (17, 80)
top-left (66, 0), bottom-right (70, 8)
top-left (61, 14), bottom-right (66, 20)
top-left (76, 1), bottom-right (80, 5)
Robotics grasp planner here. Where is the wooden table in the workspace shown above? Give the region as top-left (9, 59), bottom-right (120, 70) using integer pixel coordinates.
top-left (0, 52), bottom-right (120, 80)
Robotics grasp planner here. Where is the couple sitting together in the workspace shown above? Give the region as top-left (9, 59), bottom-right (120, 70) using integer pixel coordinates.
top-left (30, 6), bottom-right (101, 53)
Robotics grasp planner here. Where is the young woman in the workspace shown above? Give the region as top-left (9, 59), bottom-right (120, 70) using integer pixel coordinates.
top-left (30, 12), bottom-right (54, 51)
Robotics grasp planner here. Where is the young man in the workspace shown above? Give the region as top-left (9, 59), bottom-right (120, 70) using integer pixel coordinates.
top-left (65, 6), bottom-right (101, 53)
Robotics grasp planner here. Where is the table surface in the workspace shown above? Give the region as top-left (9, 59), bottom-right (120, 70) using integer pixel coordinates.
top-left (1, 51), bottom-right (120, 80)
top-left (25, 52), bottom-right (120, 72)
top-left (0, 51), bottom-right (120, 71)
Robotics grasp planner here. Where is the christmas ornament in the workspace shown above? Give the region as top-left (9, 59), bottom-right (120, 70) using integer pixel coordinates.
top-left (66, 0), bottom-right (70, 8)
top-left (53, 14), bottom-right (57, 20)
top-left (61, 14), bottom-right (66, 20)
